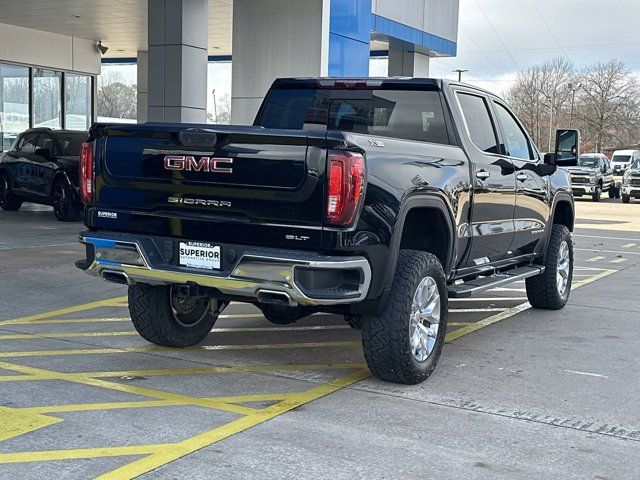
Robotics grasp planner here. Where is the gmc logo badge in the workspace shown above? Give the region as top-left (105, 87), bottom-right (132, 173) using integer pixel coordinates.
top-left (164, 155), bottom-right (233, 173)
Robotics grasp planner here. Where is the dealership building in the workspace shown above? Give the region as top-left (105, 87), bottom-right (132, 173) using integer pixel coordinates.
top-left (0, 0), bottom-right (459, 150)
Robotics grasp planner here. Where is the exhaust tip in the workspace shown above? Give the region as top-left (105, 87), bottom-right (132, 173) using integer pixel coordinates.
top-left (256, 289), bottom-right (294, 306)
top-left (101, 270), bottom-right (133, 286)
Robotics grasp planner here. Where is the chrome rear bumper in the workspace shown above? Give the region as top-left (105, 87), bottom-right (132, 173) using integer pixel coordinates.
top-left (78, 233), bottom-right (371, 307)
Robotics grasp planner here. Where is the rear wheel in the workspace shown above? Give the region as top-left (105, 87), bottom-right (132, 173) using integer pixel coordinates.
top-left (128, 284), bottom-right (225, 347)
top-left (52, 179), bottom-right (80, 222)
top-left (362, 250), bottom-right (448, 384)
top-left (0, 173), bottom-right (23, 211)
top-left (526, 225), bottom-right (573, 310)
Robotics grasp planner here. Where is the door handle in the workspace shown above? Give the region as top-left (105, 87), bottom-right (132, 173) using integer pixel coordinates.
top-left (476, 170), bottom-right (490, 180)
top-left (516, 173), bottom-right (528, 182)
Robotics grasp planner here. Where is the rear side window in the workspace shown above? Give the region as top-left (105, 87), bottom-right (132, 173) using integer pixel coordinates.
top-left (456, 93), bottom-right (499, 154)
top-left (257, 87), bottom-right (450, 144)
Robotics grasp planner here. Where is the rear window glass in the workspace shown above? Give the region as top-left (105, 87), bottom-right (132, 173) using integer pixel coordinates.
top-left (612, 155), bottom-right (631, 163)
top-left (257, 87), bottom-right (450, 145)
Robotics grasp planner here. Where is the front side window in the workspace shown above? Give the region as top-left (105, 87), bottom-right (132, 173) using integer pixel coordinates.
top-left (19, 132), bottom-right (39, 153)
top-left (456, 92), bottom-right (499, 154)
top-left (494, 102), bottom-right (533, 160)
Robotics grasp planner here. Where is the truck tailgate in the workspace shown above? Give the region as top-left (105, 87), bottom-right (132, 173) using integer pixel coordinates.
top-left (90, 124), bottom-right (326, 249)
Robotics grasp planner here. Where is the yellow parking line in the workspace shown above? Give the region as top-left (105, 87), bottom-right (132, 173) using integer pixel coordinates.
top-left (0, 445), bottom-right (168, 464)
top-left (622, 243), bottom-right (636, 248)
top-left (96, 369), bottom-right (371, 480)
top-left (0, 363), bottom-right (367, 384)
top-left (610, 258), bottom-right (627, 264)
top-left (0, 296), bottom-right (127, 326)
top-left (446, 268), bottom-right (616, 343)
top-left (585, 256), bottom-right (606, 262)
top-left (0, 341), bottom-right (361, 359)
top-left (0, 324), bottom-right (353, 341)
top-left (2, 318), bottom-right (131, 325)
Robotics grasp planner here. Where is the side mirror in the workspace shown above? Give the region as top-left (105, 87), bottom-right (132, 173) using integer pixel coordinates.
top-left (35, 148), bottom-right (52, 160)
top-left (544, 152), bottom-right (557, 165)
top-left (554, 129), bottom-right (580, 167)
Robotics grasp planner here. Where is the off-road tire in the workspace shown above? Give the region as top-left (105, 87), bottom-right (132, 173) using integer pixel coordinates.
top-left (0, 173), bottom-right (23, 211)
top-left (260, 304), bottom-right (312, 325)
top-left (362, 250), bottom-right (448, 384)
top-left (526, 225), bottom-right (573, 310)
top-left (52, 178), bottom-right (80, 222)
top-left (592, 184), bottom-right (602, 202)
top-left (608, 186), bottom-right (616, 199)
top-left (622, 195), bottom-right (630, 204)
top-left (128, 284), bottom-right (220, 347)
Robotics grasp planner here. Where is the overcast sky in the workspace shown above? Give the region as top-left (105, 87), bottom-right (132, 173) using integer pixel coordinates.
top-left (103, 0), bottom-right (640, 114)
top-left (429, 0), bottom-right (640, 93)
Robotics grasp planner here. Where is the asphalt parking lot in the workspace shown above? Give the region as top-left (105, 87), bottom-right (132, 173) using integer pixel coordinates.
top-left (1, 199), bottom-right (640, 479)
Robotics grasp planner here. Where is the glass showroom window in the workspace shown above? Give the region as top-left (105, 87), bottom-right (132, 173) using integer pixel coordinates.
top-left (65, 73), bottom-right (92, 130)
top-left (33, 68), bottom-right (62, 129)
top-left (0, 63), bottom-right (29, 151)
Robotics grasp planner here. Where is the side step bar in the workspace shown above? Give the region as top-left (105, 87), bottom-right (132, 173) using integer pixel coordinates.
top-left (447, 266), bottom-right (544, 298)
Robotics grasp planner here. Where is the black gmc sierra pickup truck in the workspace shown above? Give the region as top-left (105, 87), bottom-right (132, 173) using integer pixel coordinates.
top-left (77, 78), bottom-right (578, 384)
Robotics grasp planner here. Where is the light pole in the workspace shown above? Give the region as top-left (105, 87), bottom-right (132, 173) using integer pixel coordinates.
top-left (569, 82), bottom-right (581, 128)
top-left (211, 88), bottom-right (217, 122)
top-left (453, 69), bottom-right (468, 82)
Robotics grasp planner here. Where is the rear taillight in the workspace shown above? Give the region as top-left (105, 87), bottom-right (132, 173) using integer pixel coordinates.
top-left (80, 142), bottom-right (94, 205)
top-left (326, 150), bottom-right (365, 226)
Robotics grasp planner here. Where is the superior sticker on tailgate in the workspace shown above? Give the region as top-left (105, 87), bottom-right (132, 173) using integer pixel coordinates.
top-left (179, 242), bottom-right (221, 270)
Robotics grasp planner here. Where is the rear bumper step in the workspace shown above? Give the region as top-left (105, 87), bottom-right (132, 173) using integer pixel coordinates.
top-left (448, 266), bottom-right (544, 298)
top-left (78, 232), bottom-right (371, 307)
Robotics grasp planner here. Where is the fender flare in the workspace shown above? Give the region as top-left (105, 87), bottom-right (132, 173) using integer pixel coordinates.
top-left (542, 192), bottom-right (575, 256)
top-left (382, 194), bottom-right (457, 294)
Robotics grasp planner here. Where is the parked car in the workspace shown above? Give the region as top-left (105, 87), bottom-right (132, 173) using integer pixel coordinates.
top-left (610, 149), bottom-right (640, 175)
top-left (621, 159), bottom-right (640, 203)
top-left (564, 153), bottom-right (618, 201)
top-left (0, 128), bottom-right (88, 221)
top-left (76, 78), bottom-right (577, 385)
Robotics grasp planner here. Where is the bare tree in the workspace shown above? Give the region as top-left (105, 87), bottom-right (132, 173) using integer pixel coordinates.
top-left (97, 71), bottom-right (137, 120)
top-left (506, 57), bottom-right (575, 151)
top-left (507, 58), bottom-right (640, 153)
top-left (575, 60), bottom-right (640, 152)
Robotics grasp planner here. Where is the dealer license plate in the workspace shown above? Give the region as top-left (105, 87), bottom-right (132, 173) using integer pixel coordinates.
top-left (179, 242), bottom-right (221, 270)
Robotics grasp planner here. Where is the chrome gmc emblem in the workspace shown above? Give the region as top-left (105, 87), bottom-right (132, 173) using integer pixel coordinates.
top-left (164, 155), bottom-right (233, 173)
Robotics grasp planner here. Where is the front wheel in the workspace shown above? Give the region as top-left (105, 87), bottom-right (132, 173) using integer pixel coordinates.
top-left (526, 225), bottom-right (573, 310)
top-left (362, 250), bottom-right (448, 384)
top-left (622, 195), bottom-right (631, 204)
top-left (0, 174), bottom-right (23, 211)
top-left (592, 185), bottom-right (602, 202)
top-left (128, 284), bottom-right (225, 347)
